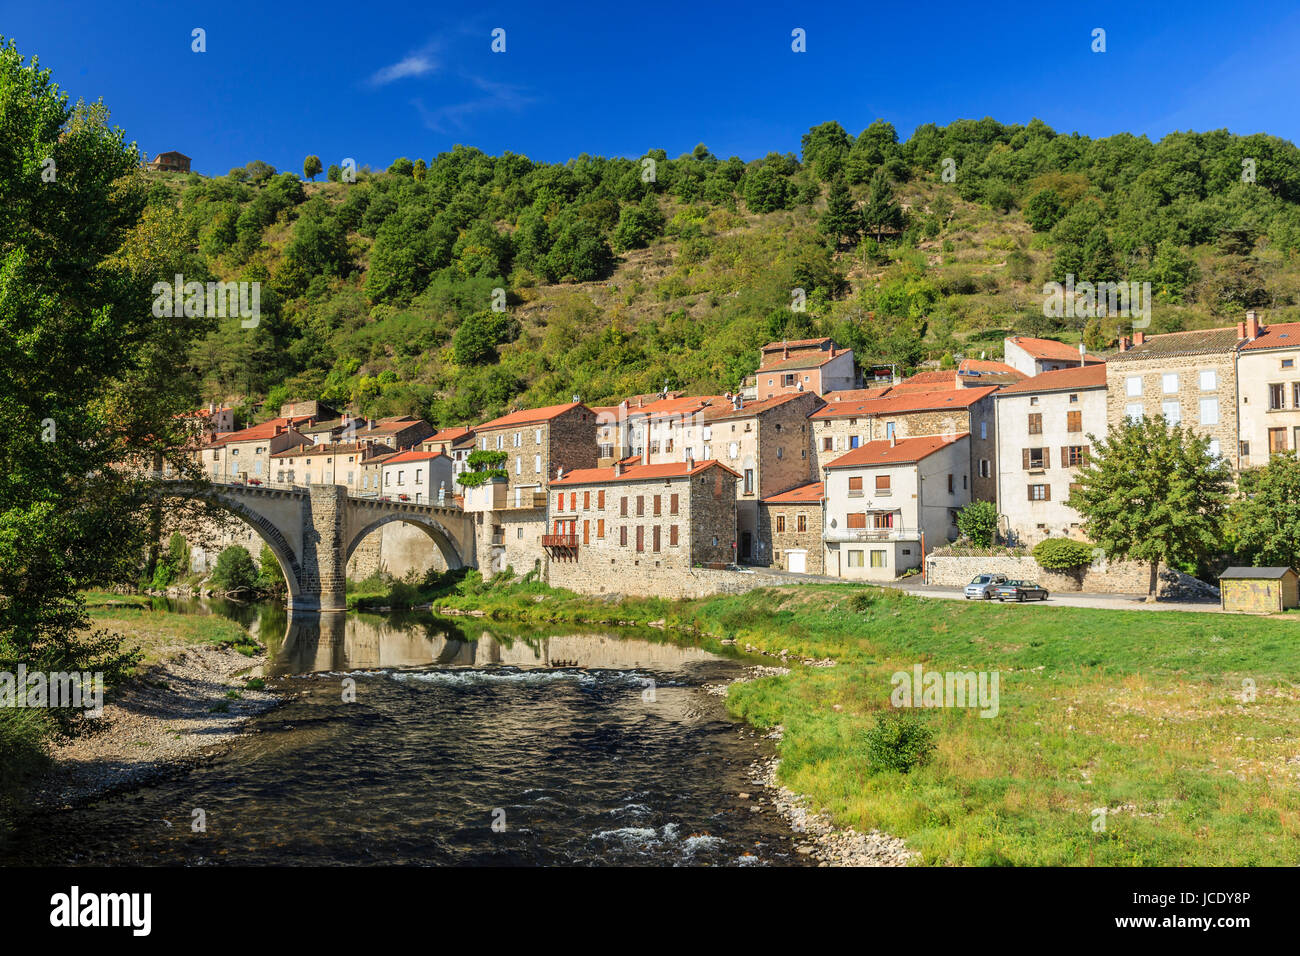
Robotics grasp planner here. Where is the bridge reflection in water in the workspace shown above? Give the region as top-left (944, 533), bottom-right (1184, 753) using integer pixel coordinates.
top-left (261, 609), bottom-right (717, 677)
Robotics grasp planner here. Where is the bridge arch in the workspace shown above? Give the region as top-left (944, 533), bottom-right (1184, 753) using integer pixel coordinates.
top-left (344, 513), bottom-right (466, 574)
top-left (155, 485), bottom-right (306, 608)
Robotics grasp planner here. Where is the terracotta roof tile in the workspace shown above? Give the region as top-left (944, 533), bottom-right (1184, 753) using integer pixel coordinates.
top-left (550, 459), bottom-right (741, 486)
top-left (995, 364), bottom-right (1108, 394)
top-left (824, 434), bottom-right (968, 469)
top-left (761, 481), bottom-right (824, 504)
top-left (809, 386), bottom-right (996, 420)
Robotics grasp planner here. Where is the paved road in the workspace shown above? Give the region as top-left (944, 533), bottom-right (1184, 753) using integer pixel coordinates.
top-left (754, 568), bottom-right (1223, 614)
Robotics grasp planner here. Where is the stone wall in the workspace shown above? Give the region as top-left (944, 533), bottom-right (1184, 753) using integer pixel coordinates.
top-left (546, 560), bottom-right (792, 600)
top-left (759, 501), bottom-right (825, 573)
top-left (923, 553), bottom-right (1162, 594)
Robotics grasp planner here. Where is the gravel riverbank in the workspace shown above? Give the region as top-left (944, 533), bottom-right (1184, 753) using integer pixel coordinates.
top-left (707, 663), bottom-right (917, 868)
top-left (28, 644), bottom-right (285, 810)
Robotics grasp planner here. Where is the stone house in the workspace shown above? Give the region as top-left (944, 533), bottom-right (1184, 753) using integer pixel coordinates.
top-left (198, 417), bottom-right (313, 482)
top-left (466, 401), bottom-right (599, 576)
top-left (421, 427), bottom-right (477, 481)
top-left (379, 449), bottom-right (453, 504)
top-left (809, 386), bottom-right (997, 502)
top-left (543, 459), bottom-right (740, 586)
top-left (147, 151), bottom-right (191, 173)
top-left (993, 364), bottom-right (1108, 545)
top-left (758, 481), bottom-right (824, 574)
top-left (271, 439), bottom-right (394, 492)
top-left (637, 391), bottom-right (823, 564)
top-left (1003, 336), bottom-right (1104, 377)
top-left (822, 434), bottom-right (970, 580)
top-left (1105, 326), bottom-right (1243, 469)
top-left (755, 337), bottom-right (856, 400)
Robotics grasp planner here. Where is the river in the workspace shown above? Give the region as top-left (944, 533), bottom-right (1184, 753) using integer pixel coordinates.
top-left (2, 600), bottom-right (809, 866)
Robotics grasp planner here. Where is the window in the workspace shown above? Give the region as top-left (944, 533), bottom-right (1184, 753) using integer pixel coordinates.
top-left (535, 428), bottom-right (543, 445)
top-left (1028, 413), bottom-right (1043, 435)
top-left (534, 454), bottom-right (541, 473)
top-left (583, 520), bottom-right (590, 544)
top-left (873, 512), bottom-right (894, 529)
top-left (979, 459), bottom-right (990, 478)
top-left (728, 442), bottom-right (738, 458)
top-left (583, 491), bottom-right (590, 510)
top-left (620, 496), bottom-right (628, 517)
top-left (1067, 410), bottom-right (1082, 432)
top-left (1269, 428), bottom-right (1288, 453)
top-left (1240, 441), bottom-right (1251, 458)
top-left (1062, 445), bottom-right (1088, 467)
top-left (597, 519), bottom-right (605, 538)
top-left (847, 512), bottom-right (867, 529)
top-left (870, 550), bottom-right (887, 568)
top-left (1199, 369), bottom-right (1217, 391)
top-left (885, 422), bottom-right (895, 440)
top-left (653, 526), bottom-right (661, 552)
top-left (1024, 448), bottom-right (1046, 469)
top-left (636, 526), bottom-right (644, 552)
top-left (1161, 401), bottom-right (1181, 425)
top-left (670, 493), bottom-right (679, 515)
top-left (796, 513), bottom-right (807, 533)
top-left (875, 475), bottom-right (891, 494)
top-left (1199, 398), bottom-right (1219, 425)
top-left (947, 474), bottom-right (954, 493)
top-left (744, 469), bottom-right (754, 495)
top-left (1126, 376), bottom-right (1142, 397)
top-left (1029, 396), bottom-right (1039, 406)
top-left (1162, 373), bottom-right (1179, 394)
top-left (1283, 358), bottom-right (1296, 370)
top-left (598, 490), bottom-right (605, 509)
top-left (569, 492), bottom-right (578, 512)
top-left (847, 550), bottom-right (864, 568)
top-left (849, 436), bottom-right (860, 449)
top-left (516, 457), bottom-right (522, 475)
top-left (1294, 383), bottom-right (1300, 408)
top-left (653, 494), bottom-right (661, 516)
top-left (822, 436), bottom-right (833, 451)
top-left (848, 476), bottom-right (863, 497)
top-left (620, 526), bottom-right (628, 546)
top-left (636, 495), bottom-right (644, 516)
top-left (1068, 393), bottom-right (1079, 404)
top-left (1028, 483), bottom-right (1051, 501)
top-left (513, 432), bottom-right (521, 447)
top-left (1068, 482), bottom-right (1082, 498)
top-left (1269, 383), bottom-right (1286, 410)
top-left (669, 525), bottom-right (678, 546)
top-left (980, 421), bottom-right (987, 440)
top-left (1208, 440), bottom-right (1221, 459)
top-left (1125, 403), bottom-right (1144, 421)
top-left (776, 515), bottom-right (786, 533)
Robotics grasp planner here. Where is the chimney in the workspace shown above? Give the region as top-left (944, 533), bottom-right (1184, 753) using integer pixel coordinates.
top-left (1238, 320), bottom-right (1247, 339)
top-left (1134, 331), bottom-right (1145, 346)
top-left (208, 401), bottom-right (215, 414)
top-left (1078, 342), bottom-right (1086, 367)
top-left (782, 342), bottom-right (789, 360)
top-left (641, 441), bottom-right (650, 467)
top-left (889, 431), bottom-right (897, 448)
top-left (1246, 310), bottom-right (1261, 340)
top-left (733, 394), bottom-right (742, 411)
top-left (1118, 336), bottom-right (1129, 352)
top-left (614, 460), bottom-right (624, 476)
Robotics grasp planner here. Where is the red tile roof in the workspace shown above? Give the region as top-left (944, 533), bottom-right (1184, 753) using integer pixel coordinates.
top-left (809, 386), bottom-right (997, 420)
top-left (995, 363), bottom-right (1108, 395)
top-left (760, 337), bottom-right (834, 352)
top-left (1240, 321), bottom-right (1300, 351)
top-left (758, 348), bottom-right (849, 373)
top-left (550, 459), bottom-right (741, 486)
top-left (477, 402), bottom-right (587, 430)
top-left (958, 359), bottom-right (1026, 379)
top-left (706, 391), bottom-right (820, 421)
top-left (383, 449), bottom-right (448, 465)
top-left (823, 387), bottom-right (895, 403)
top-left (899, 369), bottom-right (955, 387)
top-left (201, 417), bottom-right (312, 447)
top-left (824, 434), bottom-right (968, 469)
top-left (429, 426), bottom-right (474, 442)
top-left (1007, 336), bottom-right (1102, 363)
top-left (762, 481), bottom-right (824, 504)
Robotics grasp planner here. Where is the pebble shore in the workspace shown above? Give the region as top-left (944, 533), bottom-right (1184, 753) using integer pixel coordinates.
top-left (708, 663), bottom-right (918, 867)
top-left (29, 644), bottom-right (284, 810)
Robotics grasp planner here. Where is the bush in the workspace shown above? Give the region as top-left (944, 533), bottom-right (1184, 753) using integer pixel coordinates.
top-left (209, 545), bottom-right (260, 593)
top-left (865, 712), bottom-right (935, 775)
top-left (956, 500), bottom-right (999, 548)
top-left (1033, 537), bottom-right (1096, 570)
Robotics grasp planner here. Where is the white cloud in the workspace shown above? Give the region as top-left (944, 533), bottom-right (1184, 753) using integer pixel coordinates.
top-left (369, 54), bottom-right (437, 87)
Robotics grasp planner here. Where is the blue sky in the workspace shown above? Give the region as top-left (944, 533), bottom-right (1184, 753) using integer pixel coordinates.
top-left (6, 0), bottom-right (1300, 176)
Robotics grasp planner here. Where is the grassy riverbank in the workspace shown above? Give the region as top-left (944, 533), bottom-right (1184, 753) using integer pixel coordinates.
top-left (375, 572), bottom-right (1300, 866)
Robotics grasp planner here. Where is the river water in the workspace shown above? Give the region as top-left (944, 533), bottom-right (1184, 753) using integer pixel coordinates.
top-left (3, 600), bottom-right (808, 866)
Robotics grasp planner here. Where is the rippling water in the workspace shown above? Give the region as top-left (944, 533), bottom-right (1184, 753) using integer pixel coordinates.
top-left (2, 602), bottom-right (807, 866)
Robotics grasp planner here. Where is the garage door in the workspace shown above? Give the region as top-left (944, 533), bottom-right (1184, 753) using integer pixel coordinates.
top-left (787, 551), bottom-right (806, 573)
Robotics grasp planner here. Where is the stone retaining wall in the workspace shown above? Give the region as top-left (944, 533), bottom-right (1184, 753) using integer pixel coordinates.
top-left (924, 554), bottom-right (1178, 595)
top-left (546, 561), bottom-right (792, 600)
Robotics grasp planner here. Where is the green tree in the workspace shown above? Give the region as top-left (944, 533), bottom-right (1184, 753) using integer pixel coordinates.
top-left (612, 196), bottom-right (666, 252)
top-left (452, 309), bottom-right (519, 365)
top-left (1226, 452), bottom-right (1300, 570)
top-left (956, 500), bottom-right (999, 548)
top-left (860, 168), bottom-right (904, 241)
top-left (2, 37), bottom-right (213, 768)
top-left (1024, 188), bottom-right (1064, 232)
top-left (743, 164), bottom-right (790, 213)
top-left (1070, 417), bottom-right (1232, 600)
top-left (209, 545), bottom-right (259, 592)
top-left (819, 176), bottom-right (861, 248)
top-left (257, 544), bottom-right (285, 591)
top-left (303, 154), bottom-right (322, 181)
top-left (326, 163), bottom-right (342, 183)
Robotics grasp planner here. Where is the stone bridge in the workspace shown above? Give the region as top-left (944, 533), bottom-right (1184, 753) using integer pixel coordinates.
top-left (158, 481), bottom-right (476, 611)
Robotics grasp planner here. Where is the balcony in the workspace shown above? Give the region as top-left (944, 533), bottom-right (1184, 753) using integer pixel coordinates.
top-left (542, 534), bottom-right (579, 549)
top-left (461, 478), bottom-right (509, 513)
top-left (824, 527), bottom-right (920, 543)
top-left (499, 489), bottom-right (548, 510)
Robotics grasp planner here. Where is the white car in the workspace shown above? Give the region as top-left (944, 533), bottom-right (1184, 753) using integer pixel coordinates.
top-left (964, 574), bottom-right (1008, 600)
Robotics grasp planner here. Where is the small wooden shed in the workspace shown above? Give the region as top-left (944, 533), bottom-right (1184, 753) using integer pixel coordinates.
top-left (1218, 567), bottom-right (1300, 613)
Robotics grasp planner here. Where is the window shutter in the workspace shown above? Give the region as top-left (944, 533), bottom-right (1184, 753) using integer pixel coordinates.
top-left (1022, 448), bottom-right (1030, 470)
top-left (1042, 448), bottom-right (1050, 468)
top-left (1061, 446), bottom-right (1069, 467)
top-left (1044, 484), bottom-right (1051, 501)
top-left (1082, 445), bottom-right (1090, 464)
